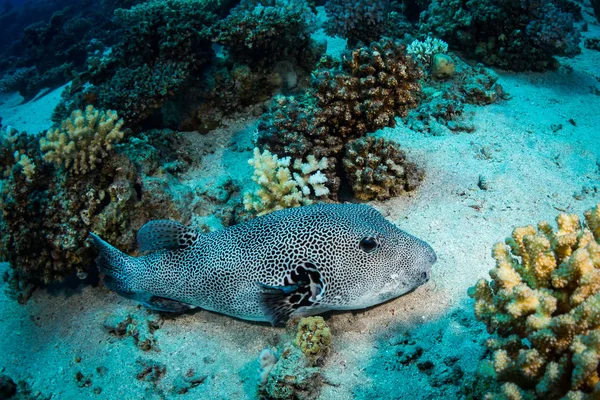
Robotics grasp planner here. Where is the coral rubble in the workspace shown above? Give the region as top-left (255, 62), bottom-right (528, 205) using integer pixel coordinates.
top-left (468, 204), bottom-right (600, 398)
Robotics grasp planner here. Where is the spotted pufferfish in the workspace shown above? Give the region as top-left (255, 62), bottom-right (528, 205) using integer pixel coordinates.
top-left (91, 203), bottom-right (436, 326)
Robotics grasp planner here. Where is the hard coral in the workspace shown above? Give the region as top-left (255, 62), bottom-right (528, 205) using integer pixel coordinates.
top-left (40, 105), bottom-right (124, 174)
top-left (294, 316), bottom-right (331, 363)
top-left (254, 39), bottom-right (422, 207)
top-left (420, 0), bottom-right (581, 71)
top-left (56, 0), bottom-right (216, 128)
top-left (324, 0), bottom-right (392, 45)
top-left (468, 204), bottom-right (600, 399)
top-left (258, 38), bottom-right (422, 161)
top-left (1, 129), bottom-right (195, 286)
top-left (213, 0), bottom-right (317, 68)
top-left (343, 137), bottom-right (423, 201)
top-left (244, 148), bottom-right (332, 216)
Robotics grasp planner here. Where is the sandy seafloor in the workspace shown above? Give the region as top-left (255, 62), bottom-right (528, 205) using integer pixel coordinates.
top-left (1, 17), bottom-right (600, 400)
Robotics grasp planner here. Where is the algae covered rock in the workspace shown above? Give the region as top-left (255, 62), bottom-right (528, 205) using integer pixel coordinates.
top-left (294, 316), bottom-right (331, 363)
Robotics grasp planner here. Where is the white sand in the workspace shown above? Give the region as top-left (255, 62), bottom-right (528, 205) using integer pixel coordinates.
top-left (1, 20), bottom-right (600, 400)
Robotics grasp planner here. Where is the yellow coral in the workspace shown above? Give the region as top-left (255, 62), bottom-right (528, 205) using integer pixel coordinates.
top-left (40, 105), bottom-right (124, 174)
top-left (244, 148), bottom-right (330, 216)
top-left (469, 204), bottom-right (600, 399)
top-left (294, 316), bottom-right (331, 362)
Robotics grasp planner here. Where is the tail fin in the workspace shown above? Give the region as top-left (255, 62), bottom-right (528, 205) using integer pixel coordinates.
top-left (89, 233), bottom-right (140, 294)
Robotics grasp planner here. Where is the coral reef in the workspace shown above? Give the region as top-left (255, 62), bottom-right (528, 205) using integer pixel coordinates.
top-left (0, 128), bottom-right (196, 286)
top-left (212, 0), bottom-right (318, 68)
top-left (258, 39), bottom-right (422, 160)
top-left (420, 0), bottom-right (581, 71)
top-left (0, 0), bottom-right (127, 99)
top-left (324, 0), bottom-right (393, 45)
top-left (55, 0), bottom-right (217, 128)
top-left (243, 148), bottom-right (331, 216)
top-left (343, 137), bottom-right (424, 201)
top-left (254, 39), bottom-right (422, 206)
top-left (40, 105), bottom-right (124, 175)
top-left (467, 204), bottom-right (600, 398)
top-left (258, 317), bottom-right (331, 399)
top-left (406, 57), bottom-right (507, 135)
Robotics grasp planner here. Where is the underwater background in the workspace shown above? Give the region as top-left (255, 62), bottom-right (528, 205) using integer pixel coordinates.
top-left (1, 0), bottom-right (600, 398)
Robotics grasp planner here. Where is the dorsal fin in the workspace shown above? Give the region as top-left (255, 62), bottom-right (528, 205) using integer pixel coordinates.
top-left (137, 220), bottom-right (199, 252)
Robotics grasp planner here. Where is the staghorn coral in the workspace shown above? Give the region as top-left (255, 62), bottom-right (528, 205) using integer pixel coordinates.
top-left (324, 0), bottom-right (393, 45)
top-left (468, 204), bottom-right (600, 399)
top-left (420, 0), bottom-right (581, 71)
top-left (40, 105), bottom-right (124, 174)
top-left (343, 137), bottom-right (423, 201)
top-left (243, 148), bottom-right (332, 216)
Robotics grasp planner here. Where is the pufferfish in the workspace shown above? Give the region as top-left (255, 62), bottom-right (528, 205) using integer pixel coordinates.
top-left (90, 203), bottom-right (436, 326)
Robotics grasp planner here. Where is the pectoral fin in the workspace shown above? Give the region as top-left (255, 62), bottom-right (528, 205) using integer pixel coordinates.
top-left (258, 262), bottom-right (325, 326)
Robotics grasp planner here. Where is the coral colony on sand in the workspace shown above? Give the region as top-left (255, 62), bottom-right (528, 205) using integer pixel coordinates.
top-left (0, 0), bottom-right (596, 398)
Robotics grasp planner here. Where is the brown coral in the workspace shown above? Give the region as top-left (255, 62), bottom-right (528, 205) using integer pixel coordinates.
top-left (343, 137), bottom-right (423, 201)
top-left (468, 204), bottom-right (600, 398)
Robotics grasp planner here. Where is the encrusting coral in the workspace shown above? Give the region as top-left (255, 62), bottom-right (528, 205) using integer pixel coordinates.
top-left (294, 316), bottom-right (331, 363)
top-left (343, 137), bottom-right (423, 201)
top-left (244, 148), bottom-right (332, 216)
top-left (468, 204), bottom-right (600, 399)
top-left (40, 105), bottom-right (124, 174)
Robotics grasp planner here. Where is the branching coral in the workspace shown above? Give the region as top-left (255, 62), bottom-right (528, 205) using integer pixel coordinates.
top-left (54, 0), bottom-right (217, 127)
top-left (406, 36), bottom-right (449, 69)
top-left (343, 137), bottom-right (423, 201)
top-left (243, 148), bottom-right (332, 216)
top-left (40, 105), bottom-right (124, 174)
top-left (468, 204), bottom-right (600, 398)
top-left (257, 38), bottom-right (422, 161)
top-left (1, 129), bottom-right (197, 286)
top-left (255, 39), bottom-right (423, 206)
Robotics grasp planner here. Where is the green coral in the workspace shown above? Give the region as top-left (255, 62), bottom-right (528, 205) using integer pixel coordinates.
top-left (40, 105), bottom-right (124, 174)
top-left (468, 204), bottom-right (600, 399)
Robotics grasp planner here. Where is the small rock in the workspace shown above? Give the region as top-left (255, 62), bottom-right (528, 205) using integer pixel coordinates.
top-left (432, 54), bottom-right (455, 80)
top-left (135, 358), bottom-right (166, 385)
top-left (0, 374), bottom-right (17, 399)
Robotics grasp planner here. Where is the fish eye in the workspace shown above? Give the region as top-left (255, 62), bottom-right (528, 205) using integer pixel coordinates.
top-left (359, 236), bottom-right (378, 253)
